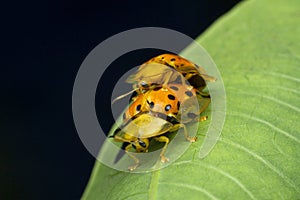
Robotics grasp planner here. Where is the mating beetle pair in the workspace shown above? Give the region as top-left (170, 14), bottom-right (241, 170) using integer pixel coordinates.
top-left (110, 54), bottom-right (215, 171)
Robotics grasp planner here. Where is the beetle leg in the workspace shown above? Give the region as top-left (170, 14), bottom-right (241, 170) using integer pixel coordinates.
top-left (124, 144), bottom-right (140, 171)
top-left (196, 94), bottom-right (211, 115)
top-left (199, 116), bottom-right (208, 121)
top-left (181, 114), bottom-right (207, 137)
top-left (197, 90), bottom-right (210, 98)
top-left (171, 123), bottom-right (197, 142)
top-left (162, 71), bottom-right (173, 90)
top-left (112, 136), bottom-right (140, 171)
top-left (113, 135), bottom-right (131, 143)
top-left (154, 136), bottom-right (170, 163)
top-left (180, 74), bottom-right (193, 91)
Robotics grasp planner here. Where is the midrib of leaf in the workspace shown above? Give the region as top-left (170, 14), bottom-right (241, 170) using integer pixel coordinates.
top-left (148, 169), bottom-right (160, 200)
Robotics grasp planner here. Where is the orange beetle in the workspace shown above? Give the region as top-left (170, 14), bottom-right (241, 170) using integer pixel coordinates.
top-left (112, 54), bottom-right (215, 103)
top-left (127, 53), bottom-right (216, 93)
top-left (111, 84), bottom-right (210, 171)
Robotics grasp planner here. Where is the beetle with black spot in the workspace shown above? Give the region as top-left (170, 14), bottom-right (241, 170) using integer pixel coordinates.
top-left (111, 82), bottom-right (211, 171)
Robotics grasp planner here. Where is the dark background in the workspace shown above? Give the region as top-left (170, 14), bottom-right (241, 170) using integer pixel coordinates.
top-left (1, 0), bottom-right (240, 199)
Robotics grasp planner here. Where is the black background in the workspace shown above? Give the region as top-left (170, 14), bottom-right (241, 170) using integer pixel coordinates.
top-left (1, 0), bottom-right (240, 199)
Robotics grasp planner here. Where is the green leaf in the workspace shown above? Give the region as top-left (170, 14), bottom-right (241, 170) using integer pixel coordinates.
top-left (82, 0), bottom-right (300, 199)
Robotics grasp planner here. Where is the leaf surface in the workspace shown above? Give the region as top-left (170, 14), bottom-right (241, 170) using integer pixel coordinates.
top-left (82, 1), bottom-right (300, 199)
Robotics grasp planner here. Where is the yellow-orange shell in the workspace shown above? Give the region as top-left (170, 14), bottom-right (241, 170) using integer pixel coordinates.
top-left (122, 84), bottom-right (197, 122)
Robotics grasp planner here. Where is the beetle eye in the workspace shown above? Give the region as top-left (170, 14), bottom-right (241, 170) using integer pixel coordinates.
top-left (140, 81), bottom-right (149, 88)
top-left (138, 140), bottom-right (147, 148)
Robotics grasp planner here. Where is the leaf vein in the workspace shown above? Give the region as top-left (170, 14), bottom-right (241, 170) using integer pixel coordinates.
top-left (173, 161), bottom-right (257, 200)
top-left (228, 113), bottom-right (300, 144)
top-left (220, 138), bottom-right (300, 194)
top-left (159, 182), bottom-right (219, 200)
top-left (228, 90), bottom-right (300, 113)
top-left (269, 72), bottom-right (300, 83)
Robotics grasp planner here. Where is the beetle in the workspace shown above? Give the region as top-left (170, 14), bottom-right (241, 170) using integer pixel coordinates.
top-left (112, 54), bottom-right (216, 103)
top-left (126, 53), bottom-right (216, 94)
top-left (111, 84), bottom-right (210, 171)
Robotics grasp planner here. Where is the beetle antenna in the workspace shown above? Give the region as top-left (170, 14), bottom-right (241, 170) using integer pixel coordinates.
top-left (111, 89), bottom-right (137, 104)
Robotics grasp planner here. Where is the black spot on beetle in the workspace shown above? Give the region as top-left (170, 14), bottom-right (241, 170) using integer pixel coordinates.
top-left (173, 76), bottom-right (181, 83)
top-left (170, 86), bottom-right (179, 91)
top-left (147, 100), bottom-right (154, 109)
top-left (180, 64), bottom-right (184, 67)
top-left (136, 104), bottom-right (141, 111)
top-left (170, 58), bottom-right (176, 61)
top-left (130, 91), bottom-right (138, 100)
top-left (150, 102), bottom-right (154, 108)
top-left (153, 86), bottom-right (162, 91)
top-left (163, 62), bottom-right (175, 70)
top-left (187, 113), bottom-right (198, 119)
top-left (165, 104), bottom-right (172, 111)
top-left (177, 101), bottom-right (181, 110)
top-left (167, 94), bottom-right (176, 100)
top-left (185, 91), bottom-right (193, 97)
